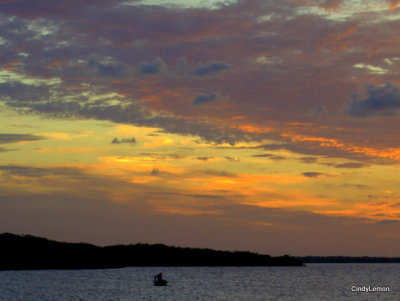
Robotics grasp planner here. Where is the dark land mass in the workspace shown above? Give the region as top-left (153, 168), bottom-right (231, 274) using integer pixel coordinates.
top-left (0, 233), bottom-right (303, 270)
top-left (297, 256), bottom-right (400, 263)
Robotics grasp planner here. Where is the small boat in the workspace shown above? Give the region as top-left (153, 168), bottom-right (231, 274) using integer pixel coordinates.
top-left (153, 279), bottom-right (168, 286)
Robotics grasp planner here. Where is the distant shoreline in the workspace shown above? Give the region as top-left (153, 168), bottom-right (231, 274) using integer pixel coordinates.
top-left (297, 256), bottom-right (400, 264)
top-left (1, 233), bottom-right (303, 270)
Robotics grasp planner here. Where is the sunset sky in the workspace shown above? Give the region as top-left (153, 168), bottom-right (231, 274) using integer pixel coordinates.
top-left (1, 0), bottom-right (400, 256)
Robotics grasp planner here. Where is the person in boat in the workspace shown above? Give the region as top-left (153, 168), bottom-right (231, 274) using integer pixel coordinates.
top-left (154, 272), bottom-right (163, 282)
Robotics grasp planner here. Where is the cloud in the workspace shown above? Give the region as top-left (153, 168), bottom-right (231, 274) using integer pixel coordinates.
top-left (203, 169), bottom-right (236, 177)
top-left (299, 157), bottom-right (318, 164)
top-left (353, 63), bottom-right (388, 75)
top-left (224, 156), bottom-right (240, 162)
top-left (335, 163), bottom-right (367, 169)
top-left (0, 82), bottom-right (51, 102)
top-left (122, 0), bottom-right (238, 10)
top-left (302, 172), bottom-right (325, 178)
top-left (257, 144), bottom-right (289, 151)
top-left (111, 137), bottom-right (136, 144)
top-left (88, 59), bottom-right (127, 78)
top-left (196, 157), bottom-right (213, 161)
top-left (192, 93), bottom-right (218, 106)
top-left (376, 219), bottom-right (399, 225)
top-left (137, 57), bottom-right (166, 75)
top-left (22, 96), bottom-right (265, 145)
top-left (184, 193), bottom-right (224, 199)
top-left (388, 0), bottom-right (400, 11)
top-left (252, 154), bottom-right (286, 160)
top-left (0, 133), bottom-right (45, 144)
top-left (341, 184), bottom-right (367, 189)
top-left (270, 156), bottom-right (285, 160)
top-left (0, 165), bottom-right (51, 177)
top-left (192, 61), bottom-right (230, 77)
top-left (0, 165), bottom-right (85, 178)
top-left (349, 83), bottom-right (400, 117)
top-left (318, 0), bottom-right (343, 10)
top-left (322, 162), bottom-right (369, 169)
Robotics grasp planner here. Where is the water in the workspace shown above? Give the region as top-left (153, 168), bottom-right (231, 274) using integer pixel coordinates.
top-left (0, 264), bottom-right (398, 301)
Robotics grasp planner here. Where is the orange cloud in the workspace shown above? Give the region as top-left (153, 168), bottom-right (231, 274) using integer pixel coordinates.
top-left (318, 0), bottom-right (343, 11)
top-left (231, 115), bottom-right (246, 120)
top-left (35, 147), bottom-right (94, 153)
top-left (314, 200), bottom-right (400, 221)
top-left (2, 61), bottom-right (21, 71)
top-left (149, 200), bottom-right (223, 216)
top-left (237, 124), bottom-right (272, 134)
top-left (322, 23), bottom-right (358, 51)
top-left (389, 0), bottom-right (400, 10)
top-left (283, 132), bottom-right (400, 160)
top-left (245, 195), bottom-right (337, 209)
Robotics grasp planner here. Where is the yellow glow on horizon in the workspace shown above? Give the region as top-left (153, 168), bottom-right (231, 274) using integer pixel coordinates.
top-left (1, 107), bottom-right (400, 231)
top-left (35, 147), bottom-right (95, 153)
top-left (41, 133), bottom-right (71, 140)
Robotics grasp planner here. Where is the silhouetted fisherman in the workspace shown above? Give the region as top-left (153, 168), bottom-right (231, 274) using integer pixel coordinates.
top-left (153, 272), bottom-right (168, 286)
top-left (154, 272), bottom-right (163, 282)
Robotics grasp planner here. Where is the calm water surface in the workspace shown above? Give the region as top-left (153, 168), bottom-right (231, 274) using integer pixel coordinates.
top-left (0, 264), bottom-right (399, 300)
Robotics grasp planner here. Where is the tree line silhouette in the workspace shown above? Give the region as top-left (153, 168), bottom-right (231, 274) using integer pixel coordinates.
top-left (1, 233), bottom-right (303, 270)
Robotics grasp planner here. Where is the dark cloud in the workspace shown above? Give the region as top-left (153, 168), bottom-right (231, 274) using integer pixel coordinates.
top-left (192, 93), bottom-right (218, 106)
top-left (0, 165), bottom-right (51, 177)
top-left (335, 163), bottom-right (367, 169)
top-left (137, 57), bottom-right (166, 75)
top-left (224, 156), bottom-right (240, 162)
top-left (349, 83), bottom-right (400, 117)
top-left (376, 219), bottom-right (399, 225)
top-left (270, 156), bottom-right (285, 161)
top-left (0, 165), bottom-right (85, 178)
top-left (0, 133), bottom-right (45, 144)
top-left (137, 153), bottom-right (183, 160)
top-left (318, 0), bottom-right (343, 10)
top-left (88, 59), bottom-right (127, 78)
top-left (257, 144), bottom-right (289, 151)
top-left (302, 172), bottom-right (325, 178)
top-left (111, 137), bottom-right (136, 144)
top-left (252, 154), bottom-right (274, 157)
top-left (20, 97), bottom-right (266, 145)
top-left (299, 157), bottom-right (318, 164)
top-left (203, 170), bottom-right (236, 177)
top-left (196, 157), bottom-right (213, 161)
top-left (185, 194), bottom-right (224, 199)
top-left (341, 184), bottom-right (368, 189)
top-left (0, 0), bottom-right (120, 19)
top-left (0, 82), bottom-right (51, 102)
top-left (192, 61), bottom-right (230, 77)
top-left (252, 154), bottom-right (285, 160)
